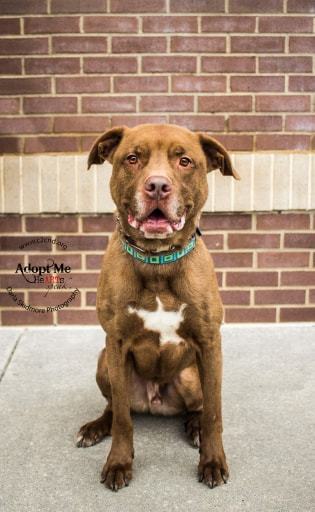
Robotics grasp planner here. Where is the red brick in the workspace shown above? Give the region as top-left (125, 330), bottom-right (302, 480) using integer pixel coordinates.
top-left (259, 16), bottom-right (313, 33)
top-left (202, 56), bottom-right (255, 73)
top-left (82, 215), bottom-right (115, 232)
top-left (199, 95), bottom-right (252, 113)
top-left (226, 271), bottom-right (278, 287)
top-left (202, 16), bottom-right (255, 32)
top-left (111, 0), bottom-right (165, 12)
top-left (2, 311), bottom-right (53, 326)
top-left (220, 290), bottom-right (250, 306)
top-left (229, 115), bottom-right (282, 132)
top-left (0, 137), bottom-right (22, 153)
top-left (0, 236), bottom-right (52, 251)
top-left (28, 291), bottom-right (81, 308)
top-left (256, 95), bottom-right (310, 112)
top-left (171, 36), bottom-right (225, 53)
top-left (170, 0), bottom-right (224, 12)
top-left (29, 253), bottom-right (82, 269)
top-left (112, 36), bottom-right (166, 53)
top-left (143, 16), bottom-right (197, 33)
top-left (111, 115), bottom-right (167, 127)
top-left (202, 234), bottom-right (223, 250)
top-left (256, 134), bottom-right (310, 150)
top-left (142, 56), bottom-right (196, 73)
top-left (280, 308), bottom-right (315, 322)
top-left (84, 56), bottom-right (137, 74)
top-left (0, 117), bottom-right (52, 135)
top-left (228, 234), bottom-right (280, 249)
top-left (0, 18), bottom-right (20, 34)
top-left (284, 233), bottom-right (315, 249)
top-left (281, 271), bottom-right (315, 286)
top-left (54, 116), bottom-right (110, 133)
top-left (0, 98), bottom-right (20, 114)
top-left (212, 253), bottom-right (252, 268)
top-left (231, 36), bottom-right (284, 53)
top-left (51, 0), bottom-right (106, 12)
top-left (214, 135), bottom-right (253, 151)
top-left (257, 213), bottom-right (310, 230)
top-left (61, 273), bottom-right (98, 287)
top-left (259, 56), bottom-right (312, 73)
top-left (82, 96), bottom-right (136, 113)
top-left (231, 76), bottom-right (284, 92)
top-left (289, 36), bottom-right (315, 53)
top-left (86, 254), bottom-right (103, 269)
top-left (225, 308), bottom-right (276, 323)
top-left (0, 78), bottom-right (51, 95)
top-left (0, 37), bottom-right (48, 55)
top-left (114, 76), bottom-right (168, 93)
top-left (169, 115), bottom-right (225, 131)
top-left (0, 58), bottom-right (22, 74)
top-left (255, 289), bottom-right (305, 305)
top-left (285, 115), bottom-right (315, 131)
top-left (258, 252), bottom-right (309, 268)
top-left (140, 96), bottom-right (193, 112)
top-left (0, 292), bottom-right (25, 307)
top-left (52, 36), bottom-right (107, 53)
top-left (229, 0), bottom-right (282, 12)
top-left (24, 16), bottom-right (80, 33)
top-left (84, 16), bottom-right (137, 32)
top-left (0, 216), bottom-right (21, 232)
top-left (58, 310), bottom-right (98, 324)
top-left (24, 136), bottom-right (80, 153)
top-left (172, 76), bottom-right (226, 93)
top-left (310, 290), bottom-right (315, 303)
top-left (201, 214), bottom-right (252, 231)
top-left (86, 291), bottom-right (96, 306)
top-left (24, 97), bottom-right (77, 114)
top-left (216, 272), bottom-right (223, 287)
top-left (56, 77), bottom-right (110, 94)
top-left (289, 76), bottom-right (315, 92)
top-left (25, 57), bottom-right (80, 75)
top-left (25, 216), bottom-right (78, 232)
top-left (287, 0), bottom-right (315, 13)
top-left (0, 1), bottom-right (47, 14)
top-left (55, 236), bottom-right (107, 251)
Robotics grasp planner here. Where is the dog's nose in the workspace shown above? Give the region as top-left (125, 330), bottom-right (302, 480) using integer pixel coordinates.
top-left (144, 176), bottom-right (172, 200)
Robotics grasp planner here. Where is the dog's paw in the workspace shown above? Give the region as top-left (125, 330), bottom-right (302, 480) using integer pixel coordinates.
top-left (198, 454), bottom-right (229, 488)
top-left (100, 453), bottom-right (133, 491)
top-left (76, 416), bottom-right (111, 448)
top-left (184, 411), bottom-right (201, 448)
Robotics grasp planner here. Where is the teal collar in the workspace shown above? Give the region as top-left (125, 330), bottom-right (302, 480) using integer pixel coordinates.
top-left (121, 234), bottom-right (197, 265)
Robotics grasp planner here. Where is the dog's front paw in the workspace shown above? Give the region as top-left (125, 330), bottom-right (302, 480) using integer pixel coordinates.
top-left (101, 450), bottom-right (133, 491)
top-left (198, 451), bottom-right (229, 488)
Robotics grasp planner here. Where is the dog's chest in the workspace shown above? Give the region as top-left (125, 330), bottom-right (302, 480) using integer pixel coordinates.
top-left (128, 297), bottom-right (186, 345)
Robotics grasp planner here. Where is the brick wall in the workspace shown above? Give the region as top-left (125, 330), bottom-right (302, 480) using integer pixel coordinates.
top-left (1, 212), bottom-right (315, 325)
top-left (0, 0), bottom-right (315, 153)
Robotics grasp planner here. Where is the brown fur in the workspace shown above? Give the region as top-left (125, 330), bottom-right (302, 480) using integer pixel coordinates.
top-left (77, 124), bottom-right (239, 491)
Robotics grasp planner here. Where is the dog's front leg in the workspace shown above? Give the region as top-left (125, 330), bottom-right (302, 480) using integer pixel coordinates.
top-left (197, 325), bottom-right (229, 488)
top-left (100, 336), bottom-right (133, 491)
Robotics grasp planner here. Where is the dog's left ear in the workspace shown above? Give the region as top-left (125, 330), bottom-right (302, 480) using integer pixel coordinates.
top-left (87, 126), bottom-right (127, 169)
top-left (198, 133), bottom-right (240, 180)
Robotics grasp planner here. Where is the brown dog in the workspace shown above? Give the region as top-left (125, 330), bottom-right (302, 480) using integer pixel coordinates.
top-left (76, 124), bottom-right (239, 491)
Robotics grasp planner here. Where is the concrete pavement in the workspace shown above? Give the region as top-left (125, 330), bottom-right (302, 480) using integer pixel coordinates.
top-left (0, 324), bottom-right (314, 512)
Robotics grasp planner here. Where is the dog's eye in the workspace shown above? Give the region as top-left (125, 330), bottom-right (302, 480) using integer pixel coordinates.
top-left (179, 156), bottom-right (192, 167)
top-left (126, 154), bottom-right (138, 164)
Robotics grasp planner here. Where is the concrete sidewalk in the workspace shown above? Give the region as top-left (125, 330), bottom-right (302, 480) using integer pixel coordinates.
top-left (0, 324), bottom-right (314, 512)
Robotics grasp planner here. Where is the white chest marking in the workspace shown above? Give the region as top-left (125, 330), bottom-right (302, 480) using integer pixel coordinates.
top-left (128, 297), bottom-right (186, 345)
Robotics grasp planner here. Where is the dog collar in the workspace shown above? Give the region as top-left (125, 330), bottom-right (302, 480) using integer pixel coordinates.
top-left (121, 234), bottom-right (197, 265)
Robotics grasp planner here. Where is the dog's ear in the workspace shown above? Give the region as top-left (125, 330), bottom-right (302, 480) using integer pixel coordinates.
top-left (198, 133), bottom-right (240, 180)
top-left (87, 126), bottom-right (127, 169)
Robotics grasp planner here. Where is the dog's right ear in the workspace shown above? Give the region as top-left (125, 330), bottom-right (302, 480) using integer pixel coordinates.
top-left (87, 126), bottom-right (126, 169)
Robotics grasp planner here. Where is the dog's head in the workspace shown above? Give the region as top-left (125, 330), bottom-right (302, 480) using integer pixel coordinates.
top-left (88, 124), bottom-right (239, 246)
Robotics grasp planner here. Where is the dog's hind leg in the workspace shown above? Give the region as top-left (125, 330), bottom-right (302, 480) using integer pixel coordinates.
top-left (76, 347), bottom-right (113, 448)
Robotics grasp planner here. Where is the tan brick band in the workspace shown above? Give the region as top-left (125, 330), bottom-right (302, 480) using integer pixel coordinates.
top-left (0, 212), bottom-right (314, 325)
top-left (1, 152), bottom-right (315, 214)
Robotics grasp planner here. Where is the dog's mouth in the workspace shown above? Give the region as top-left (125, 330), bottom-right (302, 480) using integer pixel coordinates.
top-left (128, 208), bottom-right (186, 238)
